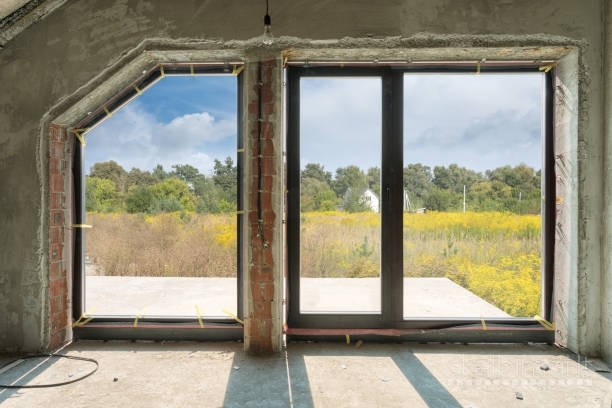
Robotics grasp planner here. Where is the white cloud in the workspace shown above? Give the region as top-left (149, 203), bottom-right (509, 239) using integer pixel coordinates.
top-left (300, 77), bottom-right (382, 172)
top-left (85, 100), bottom-right (236, 175)
top-left (299, 72), bottom-right (543, 174)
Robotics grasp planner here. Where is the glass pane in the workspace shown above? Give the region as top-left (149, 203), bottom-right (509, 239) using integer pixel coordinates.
top-left (84, 75), bottom-right (238, 318)
top-left (403, 73), bottom-right (543, 318)
top-left (299, 77), bottom-right (382, 314)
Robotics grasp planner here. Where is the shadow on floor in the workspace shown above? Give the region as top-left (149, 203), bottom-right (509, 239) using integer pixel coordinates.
top-left (222, 342), bottom-right (462, 408)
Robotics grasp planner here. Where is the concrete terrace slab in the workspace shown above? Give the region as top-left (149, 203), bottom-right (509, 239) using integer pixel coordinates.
top-left (86, 276), bottom-right (509, 318)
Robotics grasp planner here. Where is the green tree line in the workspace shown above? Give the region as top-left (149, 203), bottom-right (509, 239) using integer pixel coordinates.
top-left (86, 159), bottom-right (237, 214)
top-left (301, 162), bottom-right (541, 214)
top-left (86, 159), bottom-right (541, 214)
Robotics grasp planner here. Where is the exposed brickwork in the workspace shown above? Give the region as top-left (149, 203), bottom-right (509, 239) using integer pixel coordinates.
top-left (48, 123), bottom-right (71, 350)
top-left (244, 59), bottom-right (279, 354)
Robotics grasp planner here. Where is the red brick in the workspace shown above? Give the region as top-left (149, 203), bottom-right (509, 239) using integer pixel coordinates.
top-left (49, 192), bottom-right (61, 209)
top-left (49, 124), bottom-right (63, 141)
top-left (252, 300), bottom-right (272, 318)
top-left (262, 139), bottom-right (275, 157)
top-left (50, 174), bottom-right (64, 193)
top-left (261, 85), bottom-right (274, 104)
top-left (251, 151), bottom-right (276, 177)
top-left (50, 141), bottom-right (65, 161)
top-left (245, 337), bottom-right (273, 355)
top-left (251, 282), bottom-right (275, 301)
top-left (258, 319), bottom-right (273, 337)
top-left (50, 210), bottom-right (64, 226)
top-left (263, 102), bottom-right (275, 116)
top-left (250, 247), bottom-right (274, 266)
top-left (49, 331), bottom-right (65, 349)
top-left (261, 191), bottom-right (273, 211)
top-left (262, 210), bottom-right (276, 225)
top-left (50, 226), bottom-right (64, 244)
top-left (248, 102), bottom-right (258, 114)
top-left (260, 175), bottom-right (274, 192)
top-left (49, 157), bottom-right (59, 174)
top-left (50, 295), bottom-right (65, 313)
top-left (250, 264), bottom-right (273, 281)
top-left (259, 156), bottom-right (276, 176)
top-left (49, 262), bottom-right (61, 280)
top-left (50, 243), bottom-right (64, 261)
top-left (49, 277), bottom-right (67, 297)
top-left (260, 122), bottom-right (274, 139)
top-left (50, 312), bottom-right (67, 331)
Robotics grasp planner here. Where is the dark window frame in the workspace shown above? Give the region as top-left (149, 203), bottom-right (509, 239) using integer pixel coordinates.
top-left (285, 65), bottom-right (555, 343)
top-left (71, 64), bottom-right (244, 341)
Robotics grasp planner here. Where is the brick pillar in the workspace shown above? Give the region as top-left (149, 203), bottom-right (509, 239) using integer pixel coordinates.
top-left (244, 58), bottom-right (282, 354)
top-left (48, 123), bottom-right (71, 349)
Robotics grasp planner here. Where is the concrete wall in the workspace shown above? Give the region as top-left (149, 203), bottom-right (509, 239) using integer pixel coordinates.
top-left (603, 0), bottom-right (612, 365)
top-left (0, 0), bottom-right (608, 361)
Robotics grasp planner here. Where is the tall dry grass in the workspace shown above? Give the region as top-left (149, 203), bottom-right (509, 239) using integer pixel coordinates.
top-left (86, 210), bottom-right (541, 316)
top-left (86, 212), bottom-right (236, 278)
top-left (300, 211), bottom-right (541, 316)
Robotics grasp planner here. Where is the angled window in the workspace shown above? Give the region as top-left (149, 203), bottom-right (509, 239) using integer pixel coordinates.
top-left (71, 64), bottom-right (243, 336)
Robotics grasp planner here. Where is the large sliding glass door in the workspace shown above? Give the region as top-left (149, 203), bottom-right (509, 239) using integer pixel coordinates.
top-left (402, 72), bottom-right (544, 319)
top-left (287, 65), bottom-right (552, 336)
top-left (298, 76), bottom-right (382, 314)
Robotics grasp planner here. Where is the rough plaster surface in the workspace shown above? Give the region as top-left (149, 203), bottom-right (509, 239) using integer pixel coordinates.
top-left (0, 0), bottom-right (30, 20)
top-left (0, 0), bottom-right (608, 361)
top-left (603, 0), bottom-right (612, 365)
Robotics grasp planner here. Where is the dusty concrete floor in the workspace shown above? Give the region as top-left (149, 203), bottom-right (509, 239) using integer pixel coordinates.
top-left (0, 341), bottom-right (610, 408)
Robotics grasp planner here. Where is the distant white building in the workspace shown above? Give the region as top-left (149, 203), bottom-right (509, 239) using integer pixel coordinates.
top-left (361, 188), bottom-right (380, 213)
top-left (343, 188), bottom-right (380, 213)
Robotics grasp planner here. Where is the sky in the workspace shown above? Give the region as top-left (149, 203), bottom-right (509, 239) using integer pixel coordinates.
top-left (85, 75), bottom-right (238, 177)
top-left (301, 72), bottom-right (544, 175)
top-left (86, 71), bottom-right (544, 178)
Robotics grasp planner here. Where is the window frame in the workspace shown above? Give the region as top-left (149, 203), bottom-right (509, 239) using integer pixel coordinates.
top-left (285, 64), bottom-right (555, 343)
top-left (71, 64), bottom-right (245, 341)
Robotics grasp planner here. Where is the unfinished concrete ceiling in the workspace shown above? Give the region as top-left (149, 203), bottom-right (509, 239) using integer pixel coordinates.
top-left (0, 0), bottom-right (66, 47)
top-left (0, 0), bottom-right (30, 19)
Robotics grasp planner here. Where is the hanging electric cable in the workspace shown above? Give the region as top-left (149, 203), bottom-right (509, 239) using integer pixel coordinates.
top-left (262, 0), bottom-right (273, 45)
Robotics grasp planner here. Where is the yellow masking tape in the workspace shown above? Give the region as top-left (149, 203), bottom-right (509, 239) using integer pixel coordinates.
top-left (476, 61), bottom-right (481, 75)
top-left (345, 334), bottom-right (350, 344)
top-left (480, 315), bottom-right (487, 331)
top-left (133, 84), bottom-right (142, 95)
top-left (72, 130), bottom-right (86, 146)
top-left (160, 66), bottom-right (166, 78)
top-left (539, 63), bottom-right (557, 73)
top-left (71, 224), bottom-right (93, 229)
top-left (534, 315), bottom-right (555, 330)
top-left (222, 309), bottom-right (244, 325)
top-left (232, 65), bottom-right (244, 76)
top-left (72, 308), bottom-right (96, 327)
top-left (133, 308), bottom-right (147, 327)
top-left (195, 305), bottom-right (205, 328)
top-left (190, 64), bottom-right (195, 76)
top-left (103, 106), bottom-right (112, 118)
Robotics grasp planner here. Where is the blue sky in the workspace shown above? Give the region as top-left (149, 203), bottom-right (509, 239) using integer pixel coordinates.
top-left (85, 75), bottom-right (238, 177)
top-left (86, 71), bottom-right (543, 177)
